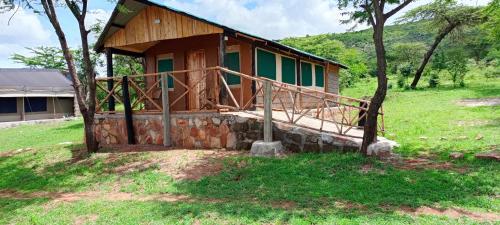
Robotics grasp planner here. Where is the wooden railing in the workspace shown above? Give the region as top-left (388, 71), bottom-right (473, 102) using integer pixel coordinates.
top-left (95, 66), bottom-right (385, 136)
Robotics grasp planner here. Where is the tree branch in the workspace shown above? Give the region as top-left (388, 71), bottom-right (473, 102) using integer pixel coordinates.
top-left (362, 0), bottom-right (376, 27)
top-left (384, 0), bottom-right (413, 19)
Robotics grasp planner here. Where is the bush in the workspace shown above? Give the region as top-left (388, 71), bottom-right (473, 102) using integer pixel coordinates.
top-left (428, 71), bottom-right (440, 88)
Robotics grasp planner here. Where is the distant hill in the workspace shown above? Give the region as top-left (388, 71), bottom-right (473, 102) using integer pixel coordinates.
top-left (281, 20), bottom-right (491, 77)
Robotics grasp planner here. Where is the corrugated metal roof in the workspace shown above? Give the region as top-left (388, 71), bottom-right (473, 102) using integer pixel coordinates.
top-left (0, 68), bottom-right (75, 97)
top-left (95, 0), bottom-right (348, 69)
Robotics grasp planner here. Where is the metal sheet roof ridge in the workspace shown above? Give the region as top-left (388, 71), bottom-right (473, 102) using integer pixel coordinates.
top-left (95, 0), bottom-right (348, 69)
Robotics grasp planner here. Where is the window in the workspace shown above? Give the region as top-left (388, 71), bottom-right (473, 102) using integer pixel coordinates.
top-left (301, 62), bottom-right (313, 86)
top-left (257, 49), bottom-right (276, 80)
top-left (225, 51), bottom-right (241, 85)
top-left (315, 65), bottom-right (324, 87)
top-left (24, 97), bottom-right (47, 112)
top-left (281, 56), bottom-right (296, 84)
top-left (157, 58), bottom-right (174, 88)
top-left (0, 98), bottom-right (17, 113)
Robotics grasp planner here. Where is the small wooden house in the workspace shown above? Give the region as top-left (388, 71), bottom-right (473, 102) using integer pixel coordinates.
top-left (0, 69), bottom-right (76, 122)
top-left (95, 0), bottom-right (347, 112)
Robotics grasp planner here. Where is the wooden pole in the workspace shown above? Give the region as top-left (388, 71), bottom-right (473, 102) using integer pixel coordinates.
top-left (218, 33), bottom-right (228, 105)
top-left (161, 73), bottom-right (171, 147)
top-left (251, 43), bottom-right (257, 109)
top-left (106, 48), bottom-right (115, 112)
top-left (21, 97), bottom-right (25, 121)
top-left (52, 97), bottom-right (56, 119)
top-left (122, 76), bottom-right (136, 145)
top-left (263, 80), bottom-right (272, 142)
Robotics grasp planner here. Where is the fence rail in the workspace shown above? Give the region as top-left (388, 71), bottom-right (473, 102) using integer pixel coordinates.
top-left (95, 66), bottom-right (385, 136)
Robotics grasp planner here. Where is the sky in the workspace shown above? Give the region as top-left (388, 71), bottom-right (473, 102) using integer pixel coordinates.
top-left (0, 0), bottom-right (490, 70)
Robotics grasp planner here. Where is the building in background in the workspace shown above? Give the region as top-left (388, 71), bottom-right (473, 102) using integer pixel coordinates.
top-left (0, 68), bottom-right (76, 122)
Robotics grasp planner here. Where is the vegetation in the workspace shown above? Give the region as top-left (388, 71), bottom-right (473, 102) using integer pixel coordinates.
top-left (1, 72), bottom-right (498, 224)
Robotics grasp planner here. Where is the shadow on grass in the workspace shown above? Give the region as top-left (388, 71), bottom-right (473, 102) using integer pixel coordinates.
top-left (175, 153), bottom-right (499, 210)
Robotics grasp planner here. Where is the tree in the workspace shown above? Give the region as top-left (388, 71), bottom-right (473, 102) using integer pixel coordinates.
top-left (2, 0), bottom-right (100, 155)
top-left (338, 0), bottom-right (415, 155)
top-left (399, 0), bottom-right (484, 89)
top-left (11, 46), bottom-right (66, 70)
top-left (387, 42), bottom-right (426, 74)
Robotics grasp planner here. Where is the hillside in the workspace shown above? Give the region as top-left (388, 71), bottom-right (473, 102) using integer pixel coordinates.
top-left (281, 20), bottom-right (493, 85)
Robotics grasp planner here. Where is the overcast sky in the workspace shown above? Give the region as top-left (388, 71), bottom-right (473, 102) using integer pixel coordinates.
top-left (0, 0), bottom-right (490, 70)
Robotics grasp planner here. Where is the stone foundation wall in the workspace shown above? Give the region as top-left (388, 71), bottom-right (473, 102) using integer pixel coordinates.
top-left (95, 113), bottom-right (361, 153)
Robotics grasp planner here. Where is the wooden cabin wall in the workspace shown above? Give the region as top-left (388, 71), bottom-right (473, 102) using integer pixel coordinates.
top-left (144, 34), bottom-right (220, 111)
top-left (104, 5), bottom-right (223, 52)
top-left (327, 65), bottom-right (340, 95)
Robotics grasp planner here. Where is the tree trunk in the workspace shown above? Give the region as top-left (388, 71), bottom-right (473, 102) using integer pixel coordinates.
top-left (41, 0), bottom-right (98, 154)
top-left (360, 21), bottom-right (388, 155)
top-left (410, 23), bottom-right (457, 89)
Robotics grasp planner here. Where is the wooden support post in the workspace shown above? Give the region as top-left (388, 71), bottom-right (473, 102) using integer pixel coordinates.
top-left (160, 73), bottom-right (171, 147)
top-left (251, 43), bottom-right (257, 109)
top-left (218, 33), bottom-right (228, 105)
top-left (106, 49), bottom-right (115, 112)
top-left (263, 80), bottom-right (272, 142)
top-left (21, 97), bottom-right (25, 121)
top-left (122, 76), bottom-right (136, 145)
top-left (52, 97), bottom-right (56, 119)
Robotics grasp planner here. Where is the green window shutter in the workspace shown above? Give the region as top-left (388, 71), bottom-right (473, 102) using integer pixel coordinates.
top-left (224, 52), bottom-right (241, 85)
top-left (158, 58), bottom-right (174, 88)
top-left (257, 49), bottom-right (276, 80)
top-left (301, 62), bottom-right (312, 86)
top-left (315, 65), bottom-right (324, 87)
top-left (281, 57), bottom-right (296, 84)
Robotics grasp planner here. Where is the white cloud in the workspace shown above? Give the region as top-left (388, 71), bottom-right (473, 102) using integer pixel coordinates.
top-left (163, 0), bottom-right (491, 40)
top-left (0, 6), bottom-right (52, 68)
top-left (164, 0), bottom-right (355, 39)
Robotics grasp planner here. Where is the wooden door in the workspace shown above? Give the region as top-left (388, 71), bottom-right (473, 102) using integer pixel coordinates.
top-left (187, 50), bottom-right (206, 110)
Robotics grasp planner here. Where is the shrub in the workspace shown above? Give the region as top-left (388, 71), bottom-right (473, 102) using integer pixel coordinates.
top-left (428, 71), bottom-right (440, 88)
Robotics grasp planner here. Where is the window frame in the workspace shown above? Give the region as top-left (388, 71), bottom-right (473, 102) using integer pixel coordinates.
top-left (156, 53), bottom-right (175, 91)
top-left (280, 55), bottom-right (297, 85)
top-left (24, 97), bottom-right (47, 113)
top-left (225, 45), bottom-right (242, 87)
top-left (0, 97), bottom-right (17, 114)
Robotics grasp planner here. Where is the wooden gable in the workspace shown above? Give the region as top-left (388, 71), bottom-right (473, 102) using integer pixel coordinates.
top-left (104, 5), bottom-right (224, 52)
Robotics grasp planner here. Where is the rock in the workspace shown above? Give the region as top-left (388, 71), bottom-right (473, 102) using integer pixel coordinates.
top-left (475, 134), bottom-right (484, 140)
top-left (419, 136), bottom-right (428, 140)
top-left (367, 141), bottom-right (394, 159)
top-left (475, 151), bottom-right (500, 161)
top-left (212, 117), bottom-right (221, 125)
top-left (250, 141), bottom-right (284, 157)
top-left (449, 152), bottom-right (464, 159)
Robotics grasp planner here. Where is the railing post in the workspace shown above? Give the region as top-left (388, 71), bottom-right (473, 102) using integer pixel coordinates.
top-left (264, 80), bottom-right (272, 142)
top-left (122, 76), bottom-right (135, 145)
top-left (106, 48), bottom-right (115, 112)
top-left (161, 73), bottom-right (171, 147)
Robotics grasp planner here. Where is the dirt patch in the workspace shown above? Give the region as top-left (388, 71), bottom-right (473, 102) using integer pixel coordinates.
top-left (359, 164), bottom-right (386, 174)
top-left (398, 206), bottom-right (500, 222)
top-left (97, 149), bottom-right (246, 180)
top-left (389, 158), bottom-right (468, 173)
top-left (0, 189), bottom-right (198, 203)
top-left (0, 148), bottom-right (35, 158)
top-left (456, 97), bottom-right (500, 107)
top-left (73, 214), bottom-right (98, 225)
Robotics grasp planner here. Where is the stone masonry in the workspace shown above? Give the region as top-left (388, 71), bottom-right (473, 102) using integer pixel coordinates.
top-left (94, 113), bottom-right (362, 153)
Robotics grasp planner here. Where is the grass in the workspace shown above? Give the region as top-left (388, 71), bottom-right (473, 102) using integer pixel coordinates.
top-left (0, 75), bottom-right (498, 224)
top-left (342, 75), bottom-right (500, 158)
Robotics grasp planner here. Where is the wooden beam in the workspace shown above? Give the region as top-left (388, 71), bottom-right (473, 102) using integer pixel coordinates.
top-left (21, 97), bottom-right (25, 121)
top-left (263, 80), bottom-right (273, 142)
top-left (109, 48), bottom-right (145, 58)
top-left (218, 33), bottom-right (228, 105)
top-left (160, 73), bottom-right (171, 147)
top-left (111, 23), bottom-right (125, 29)
top-left (251, 42), bottom-right (257, 108)
top-left (106, 48), bottom-right (115, 112)
top-left (122, 76), bottom-right (136, 145)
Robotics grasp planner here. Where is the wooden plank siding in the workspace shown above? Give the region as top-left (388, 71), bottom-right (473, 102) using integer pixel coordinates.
top-left (104, 5), bottom-right (223, 52)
